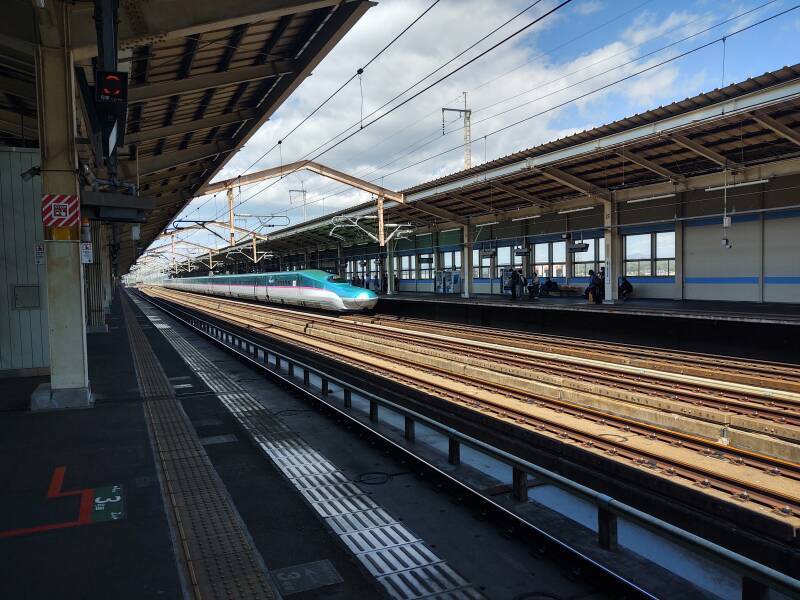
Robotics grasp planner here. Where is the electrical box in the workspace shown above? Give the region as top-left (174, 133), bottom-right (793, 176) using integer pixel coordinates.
top-left (13, 285), bottom-right (40, 309)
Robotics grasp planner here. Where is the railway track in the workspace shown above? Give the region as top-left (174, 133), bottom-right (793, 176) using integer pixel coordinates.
top-left (140, 287), bottom-right (800, 525)
top-left (350, 314), bottom-right (800, 394)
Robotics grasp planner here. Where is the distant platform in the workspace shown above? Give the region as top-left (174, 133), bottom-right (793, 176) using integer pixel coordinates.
top-left (380, 293), bottom-right (800, 325)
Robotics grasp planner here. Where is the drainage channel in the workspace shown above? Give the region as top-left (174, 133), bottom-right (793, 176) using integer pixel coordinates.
top-left (129, 291), bottom-right (483, 600)
top-left (132, 290), bottom-right (800, 600)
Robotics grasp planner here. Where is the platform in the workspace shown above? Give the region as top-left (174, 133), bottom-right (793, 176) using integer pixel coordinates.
top-left (0, 290), bottom-right (628, 599)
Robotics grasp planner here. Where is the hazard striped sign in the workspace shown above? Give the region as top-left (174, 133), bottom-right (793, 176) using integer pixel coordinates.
top-left (42, 194), bottom-right (80, 228)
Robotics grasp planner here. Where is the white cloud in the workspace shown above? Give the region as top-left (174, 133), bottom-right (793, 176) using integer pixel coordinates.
top-left (574, 1), bottom-right (603, 17)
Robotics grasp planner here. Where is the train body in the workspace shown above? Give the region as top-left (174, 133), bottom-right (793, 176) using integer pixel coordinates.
top-left (163, 270), bottom-right (379, 312)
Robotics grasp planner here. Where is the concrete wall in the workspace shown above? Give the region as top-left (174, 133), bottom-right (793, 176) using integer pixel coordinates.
top-left (0, 148), bottom-right (49, 375)
top-left (764, 211), bottom-right (800, 302)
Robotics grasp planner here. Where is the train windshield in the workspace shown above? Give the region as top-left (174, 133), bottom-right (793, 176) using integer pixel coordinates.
top-left (326, 275), bottom-right (348, 283)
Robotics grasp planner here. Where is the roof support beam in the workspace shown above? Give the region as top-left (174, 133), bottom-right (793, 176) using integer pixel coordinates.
top-left (616, 148), bottom-right (685, 182)
top-left (69, 0), bottom-right (344, 59)
top-left (447, 191), bottom-right (495, 213)
top-left (411, 201), bottom-right (466, 224)
top-left (491, 181), bottom-right (549, 205)
top-left (669, 134), bottom-right (742, 169)
top-left (0, 74), bottom-right (35, 99)
top-left (749, 112), bottom-right (800, 147)
top-left (537, 166), bottom-right (611, 201)
top-left (203, 160), bottom-right (403, 202)
top-left (138, 161), bottom-right (214, 186)
top-left (128, 61), bottom-right (296, 104)
top-left (127, 108), bottom-right (256, 144)
top-left (128, 140), bottom-right (235, 177)
top-left (0, 107), bottom-right (36, 138)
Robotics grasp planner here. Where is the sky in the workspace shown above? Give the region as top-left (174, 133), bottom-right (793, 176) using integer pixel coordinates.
top-left (155, 0), bottom-right (800, 257)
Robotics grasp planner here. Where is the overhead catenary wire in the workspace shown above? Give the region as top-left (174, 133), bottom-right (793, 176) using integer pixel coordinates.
top-left (238, 2), bottom-right (795, 221)
top-left (297, 0), bottom-right (779, 208)
top-left (196, 0), bottom-right (550, 227)
top-left (186, 0), bottom-right (443, 218)
top-left (228, 0), bottom-right (572, 214)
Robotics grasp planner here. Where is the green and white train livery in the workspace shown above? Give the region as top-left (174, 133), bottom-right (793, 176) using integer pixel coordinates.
top-left (163, 270), bottom-right (379, 312)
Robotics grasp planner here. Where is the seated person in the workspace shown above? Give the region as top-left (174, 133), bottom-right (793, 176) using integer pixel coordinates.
top-left (583, 270), bottom-right (595, 299)
top-left (528, 271), bottom-right (540, 299)
top-left (618, 276), bottom-right (633, 300)
top-left (540, 277), bottom-right (558, 296)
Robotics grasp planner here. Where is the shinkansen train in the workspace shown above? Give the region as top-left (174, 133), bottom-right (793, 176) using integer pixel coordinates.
top-left (163, 270), bottom-right (379, 312)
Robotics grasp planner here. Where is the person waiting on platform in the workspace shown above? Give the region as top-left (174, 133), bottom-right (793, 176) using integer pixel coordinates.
top-left (509, 269), bottom-right (521, 300)
top-left (591, 269), bottom-right (603, 304)
top-left (618, 276), bottom-right (634, 300)
top-left (516, 269), bottom-right (527, 300)
top-left (528, 271), bottom-right (540, 299)
top-left (540, 276), bottom-right (558, 296)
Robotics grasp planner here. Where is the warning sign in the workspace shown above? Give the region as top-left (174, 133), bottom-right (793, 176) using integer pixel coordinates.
top-left (34, 243), bottom-right (45, 265)
top-left (80, 242), bottom-right (93, 264)
top-left (41, 194), bottom-right (80, 228)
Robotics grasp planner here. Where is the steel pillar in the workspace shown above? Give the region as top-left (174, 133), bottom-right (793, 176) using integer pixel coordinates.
top-left (31, 2), bottom-right (92, 410)
top-left (461, 223), bottom-right (473, 299)
top-left (603, 200), bottom-right (620, 304)
top-left (387, 245), bottom-right (396, 295)
top-left (85, 221), bottom-right (107, 332)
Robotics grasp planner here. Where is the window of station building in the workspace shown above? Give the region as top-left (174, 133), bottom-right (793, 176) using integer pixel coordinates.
top-left (655, 231), bottom-right (676, 276)
top-left (495, 246), bottom-right (511, 278)
top-left (399, 255), bottom-right (416, 279)
top-left (472, 249), bottom-right (493, 279)
top-left (533, 242), bottom-right (549, 277)
top-left (418, 253), bottom-right (434, 279)
top-left (440, 250), bottom-right (461, 271)
top-left (571, 238), bottom-right (595, 277)
top-left (624, 233), bottom-right (651, 276)
top-left (551, 241), bottom-right (566, 278)
top-left (501, 245), bottom-right (525, 277)
top-left (624, 231), bottom-right (675, 277)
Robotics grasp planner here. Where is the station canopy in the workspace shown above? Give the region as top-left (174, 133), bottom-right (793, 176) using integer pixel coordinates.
top-left (239, 63), bottom-right (800, 256)
top-left (0, 0), bottom-right (373, 273)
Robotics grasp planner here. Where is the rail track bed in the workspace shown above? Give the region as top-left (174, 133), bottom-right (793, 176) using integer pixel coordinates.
top-left (141, 287), bottom-right (800, 537)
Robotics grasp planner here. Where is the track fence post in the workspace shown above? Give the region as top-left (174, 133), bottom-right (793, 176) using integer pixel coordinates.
top-left (512, 468), bottom-right (528, 501)
top-left (404, 417), bottom-right (415, 441)
top-left (369, 400), bottom-right (379, 422)
top-left (448, 438), bottom-right (460, 465)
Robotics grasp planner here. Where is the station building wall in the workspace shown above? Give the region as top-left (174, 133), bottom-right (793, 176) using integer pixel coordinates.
top-left (0, 148), bottom-right (49, 376)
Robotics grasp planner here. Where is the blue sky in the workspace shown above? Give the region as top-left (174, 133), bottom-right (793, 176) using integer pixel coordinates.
top-left (151, 0), bottom-right (800, 260)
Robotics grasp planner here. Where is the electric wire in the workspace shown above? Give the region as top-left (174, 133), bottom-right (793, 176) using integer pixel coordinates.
top-left (228, 0), bottom-right (572, 215)
top-left (186, 0), bottom-right (442, 219)
top-left (240, 2), bottom-right (794, 220)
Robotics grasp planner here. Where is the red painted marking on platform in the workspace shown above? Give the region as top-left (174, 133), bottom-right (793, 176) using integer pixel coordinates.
top-left (0, 466), bottom-right (93, 539)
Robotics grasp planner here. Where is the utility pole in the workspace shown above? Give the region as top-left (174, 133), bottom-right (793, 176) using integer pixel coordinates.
top-left (290, 187), bottom-right (308, 222)
top-left (443, 92), bottom-right (472, 170)
top-left (226, 187), bottom-right (235, 246)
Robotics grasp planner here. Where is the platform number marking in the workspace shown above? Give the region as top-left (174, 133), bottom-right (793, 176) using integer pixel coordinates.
top-left (91, 485), bottom-right (126, 522)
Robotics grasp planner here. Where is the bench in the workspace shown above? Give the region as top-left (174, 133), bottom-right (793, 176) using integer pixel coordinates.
top-left (538, 285), bottom-right (583, 298)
